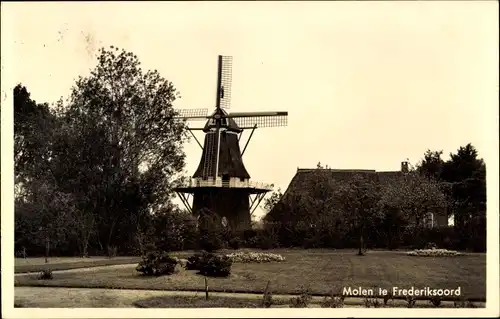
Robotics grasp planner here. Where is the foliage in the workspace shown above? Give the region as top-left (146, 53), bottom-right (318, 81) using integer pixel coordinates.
top-left (195, 253), bottom-right (232, 277)
top-left (185, 253), bottom-right (205, 270)
top-left (406, 296), bottom-right (416, 308)
top-left (14, 45), bottom-right (188, 257)
top-left (453, 300), bottom-right (478, 308)
top-left (136, 251), bottom-right (178, 276)
top-left (407, 248), bottom-right (461, 257)
top-left (263, 188), bottom-right (283, 213)
top-left (228, 237), bottom-right (241, 250)
top-left (429, 296), bottom-right (442, 307)
top-left (289, 292), bottom-right (312, 308)
top-left (198, 231), bottom-right (224, 252)
top-left (152, 207), bottom-right (198, 252)
top-left (225, 251), bottom-right (285, 263)
top-left (262, 281), bottom-right (273, 308)
top-left (379, 171), bottom-right (448, 229)
top-left (320, 294), bottom-right (345, 308)
top-left (261, 144), bottom-right (483, 252)
top-left (364, 298), bottom-right (382, 308)
top-left (184, 252), bottom-right (232, 277)
top-left (417, 144), bottom-right (486, 250)
top-left (424, 242), bottom-right (438, 250)
top-left (37, 269), bottom-right (53, 280)
top-left (198, 209), bottom-right (225, 252)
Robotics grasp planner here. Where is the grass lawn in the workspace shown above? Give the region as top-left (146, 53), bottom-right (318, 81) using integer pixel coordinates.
top-left (14, 256), bottom-right (142, 274)
top-left (133, 295), bottom-right (284, 308)
top-left (14, 249), bottom-right (486, 301)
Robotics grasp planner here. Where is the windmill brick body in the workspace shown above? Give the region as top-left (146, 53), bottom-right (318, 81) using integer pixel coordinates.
top-left (174, 56), bottom-right (288, 231)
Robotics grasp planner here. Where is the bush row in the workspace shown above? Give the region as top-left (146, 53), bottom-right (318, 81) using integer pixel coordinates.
top-left (137, 250), bottom-right (232, 277)
top-left (15, 220), bottom-right (486, 258)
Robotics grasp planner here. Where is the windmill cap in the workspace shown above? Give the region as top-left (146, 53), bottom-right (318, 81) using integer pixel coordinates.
top-left (203, 108), bottom-right (242, 132)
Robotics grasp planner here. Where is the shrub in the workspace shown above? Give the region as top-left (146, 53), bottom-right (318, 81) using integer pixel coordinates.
top-left (424, 242), bottom-right (438, 250)
top-left (185, 252), bottom-right (233, 277)
top-left (243, 229), bottom-right (257, 241)
top-left (289, 292), bottom-right (312, 308)
top-left (107, 245), bottom-right (118, 258)
top-left (256, 228), bottom-right (280, 250)
top-left (407, 248), bottom-right (462, 257)
top-left (228, 237), bottom-right (241, 250)
top-left (320, 295), bottom-right (344, 308)
top-left (262, 282), bottom-right (273, 308)
top-left (37, 269), bottom-right (53, 280)
top-left (406, 296), bottom-right (416, 308)
top-left (364, 298), bottom-right (382, 308)
top-left (454, 300), bottom-right (478, 308)
top-left (185, 253), bottom-right (205, 270)
top-left (226, 251), bottom-right (285, 263)
top-left (429, 296), bottom-right (441, 307)
top-left (244, 236), bottom-right (259, 248)
top-left (199, 230), bottom-right (224, 252)
top-left (136, 251), bottom-right (178, 276)
top-left (199, 253), bottom-right (232, 277)
top-left (383, 290), bottom-right (393, 306)
top-left (262, 292), bottom-right (273, 308)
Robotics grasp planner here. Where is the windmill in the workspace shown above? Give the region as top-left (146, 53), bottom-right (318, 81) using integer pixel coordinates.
top-left (173, 55), bottom-right (288, 231)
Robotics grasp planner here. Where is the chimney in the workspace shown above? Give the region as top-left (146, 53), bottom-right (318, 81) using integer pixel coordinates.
top-left (401, 161), bottom-right (409, 173)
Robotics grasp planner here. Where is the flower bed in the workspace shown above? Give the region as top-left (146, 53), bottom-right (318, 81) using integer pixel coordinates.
top-left (225, 251), bottom-right (286, 263)
top-left (407, 248), bottom-right (462, 257)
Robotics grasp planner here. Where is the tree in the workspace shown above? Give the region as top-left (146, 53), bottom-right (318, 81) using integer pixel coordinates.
top-left (14, 47), bottom-right (189, 257)
top-left (14, 84), bottom-right (57, 199)
top-left (417, 150), bottom-right (445, 180)
top-left (263, 188), bottom-right (283, 213)
top-left (60, 46), bottom-right (189, 253)
top-left (332, 174), bottom-right (382, 255)
top-left (152, 206), bottom-right (197, 252)
top-left (14, 85), bottom-right (71, 259)
top-left (441, 144), bottom-right (486, 249)
top-left (381, 172), bottom-right (448, 227)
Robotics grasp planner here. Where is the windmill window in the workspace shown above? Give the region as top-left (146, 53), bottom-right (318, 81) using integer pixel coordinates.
top-left (222, 174), bottom-right (230, 182)
top-left (240, 177), bottom-right (245, 182)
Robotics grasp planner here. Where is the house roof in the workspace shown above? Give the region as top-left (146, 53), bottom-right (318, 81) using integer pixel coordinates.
top-left (267, 167), bottom-right (404, 220)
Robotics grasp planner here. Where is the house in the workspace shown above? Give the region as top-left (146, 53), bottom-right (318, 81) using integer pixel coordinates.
top-left (265, 162), bottom-right (448, 228)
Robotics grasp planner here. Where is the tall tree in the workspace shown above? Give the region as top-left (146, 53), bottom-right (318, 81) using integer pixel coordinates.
top-left (13, 84), bottom-right (57, 198)
top-left (59, 46), bottom-right (189, 252)
top-left (333, 174), bottom-right (382, 255)
top-left (380, 171), bottom-right (448, 228)
top-left (441, 144), bottom-right (486, 235)
top-left (378, 170), bottom-right (448, 250)
top-left (417, 150), bottom-right (445, 180)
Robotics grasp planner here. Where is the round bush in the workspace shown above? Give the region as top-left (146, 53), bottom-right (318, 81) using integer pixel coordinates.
top-left (136, 251), bottom-right (178, 276)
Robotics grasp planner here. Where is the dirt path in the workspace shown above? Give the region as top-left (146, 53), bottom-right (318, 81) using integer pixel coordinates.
top-left (15, 286), bottom-right (480, 308)
top-left (15, 265), bottom-right (485, 308)
top-left (15, 263), bottom-right (137, 276)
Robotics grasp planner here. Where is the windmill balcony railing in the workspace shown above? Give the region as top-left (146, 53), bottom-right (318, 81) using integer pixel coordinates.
top-left (176, 178), bottom-right (274, 190)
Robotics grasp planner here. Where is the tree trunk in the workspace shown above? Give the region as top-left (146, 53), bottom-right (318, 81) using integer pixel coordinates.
top-left (106, 217), bottom-right (118, 253)
top-left (44, 236), bottom-right (50, 263)
top-left (357, 233), bottom-right (364, 256)
top-left (357, 222), bottom-right (365, 256)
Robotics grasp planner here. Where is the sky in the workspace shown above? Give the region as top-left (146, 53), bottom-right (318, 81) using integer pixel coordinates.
top-left (2, 1), bottom-right (498, 220)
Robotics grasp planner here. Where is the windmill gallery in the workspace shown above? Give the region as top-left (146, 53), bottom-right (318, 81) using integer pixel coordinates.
top-left (174, 56), bottom-right (288, 232)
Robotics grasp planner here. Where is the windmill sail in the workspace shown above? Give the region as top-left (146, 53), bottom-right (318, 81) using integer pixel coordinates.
top-left (232, 112), bottom-right (288, 128)
top-left (174, 108), bottom-right (209, 119)
top-left (173, 54), bottom-right (288, 232)
top-left (216, 55), bottom-right (233, 109)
